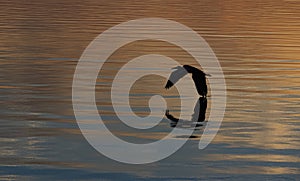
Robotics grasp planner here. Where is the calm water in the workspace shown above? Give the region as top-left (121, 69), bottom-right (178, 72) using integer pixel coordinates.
top-left (1, 0), bottom-right (300, 180)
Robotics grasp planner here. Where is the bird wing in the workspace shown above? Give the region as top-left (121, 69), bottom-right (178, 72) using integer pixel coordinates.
top-left (165, 68), bottom-right (188, 89)
top-left (192, 74), bottom-right (207, 96)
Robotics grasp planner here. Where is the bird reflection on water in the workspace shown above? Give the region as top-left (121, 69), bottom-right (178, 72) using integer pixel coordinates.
top-left (165, 97), bottom-right (207, 128)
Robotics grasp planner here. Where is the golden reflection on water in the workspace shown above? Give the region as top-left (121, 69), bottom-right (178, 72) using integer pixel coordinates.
top-left (206, 153), bottom-right (300, 163)
top-left (209, 165), bottom-right (299, 175)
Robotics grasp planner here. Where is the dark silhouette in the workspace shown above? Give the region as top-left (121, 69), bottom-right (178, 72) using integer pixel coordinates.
top-left (165, 97), bottom-right (207, 127)
top-left (165, 65), bottom-right (210, 97)
top-left (164, 65), bottom-right (210, 128)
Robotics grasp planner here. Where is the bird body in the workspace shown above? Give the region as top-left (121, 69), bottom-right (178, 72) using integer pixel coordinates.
top-left (165, 65), bottom-right (209, 97)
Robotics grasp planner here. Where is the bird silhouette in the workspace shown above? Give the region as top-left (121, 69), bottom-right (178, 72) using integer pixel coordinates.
top-left (165, 65), bottom-right (210, 97)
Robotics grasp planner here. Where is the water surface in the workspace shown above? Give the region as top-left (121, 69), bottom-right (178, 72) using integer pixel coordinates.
top-left (0, 0), bottom-right (299, 180)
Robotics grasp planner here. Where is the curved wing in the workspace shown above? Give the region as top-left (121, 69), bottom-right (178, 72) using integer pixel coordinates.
top-left (165, 67), bottom-right (188, 89)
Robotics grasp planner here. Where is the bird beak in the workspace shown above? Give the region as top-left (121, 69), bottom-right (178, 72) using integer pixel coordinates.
top-left (206, 73), bottom-right (212, 77)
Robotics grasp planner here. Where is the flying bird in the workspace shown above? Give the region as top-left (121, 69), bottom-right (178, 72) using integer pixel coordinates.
top-left (165, 65), bottom-right (210, 97)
